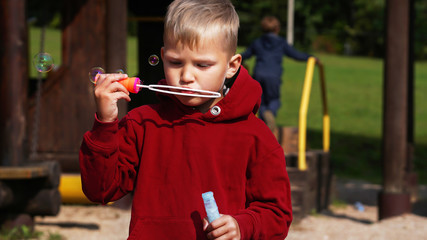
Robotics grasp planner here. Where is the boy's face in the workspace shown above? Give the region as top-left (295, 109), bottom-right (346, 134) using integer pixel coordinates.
top-left (161, 39), bottom-right (241, 111)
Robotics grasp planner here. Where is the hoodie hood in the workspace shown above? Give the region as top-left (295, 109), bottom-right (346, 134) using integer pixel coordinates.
top-left (157, 66), bottom-right (261, 122)
top-left (260, 33), bottom-right (283, 50)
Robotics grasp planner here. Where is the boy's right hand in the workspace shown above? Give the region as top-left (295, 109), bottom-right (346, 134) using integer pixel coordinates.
top-left (203, 215), bottom-right (241, 240)
top-left (94, 73), bottom-right (131, 122)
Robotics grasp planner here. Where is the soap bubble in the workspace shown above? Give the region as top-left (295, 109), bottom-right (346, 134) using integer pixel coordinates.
top-left (148, 55), bottom-right (160, 66)
top-left (116, 69), bottom-right (125, 74)
top-left (33, 52), bottom-right (54, 73)
top-left (88, 67), bottom-right (105, 83)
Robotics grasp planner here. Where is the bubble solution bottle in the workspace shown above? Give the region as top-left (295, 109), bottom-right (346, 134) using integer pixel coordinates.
top-left (202, 191), bottom-right (221, 223)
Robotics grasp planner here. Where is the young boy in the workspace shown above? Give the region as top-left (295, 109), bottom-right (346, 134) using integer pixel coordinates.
top-left (79, 0), bottom-right (292, 239)
top-left (241, 16), bottom-right (319, 134)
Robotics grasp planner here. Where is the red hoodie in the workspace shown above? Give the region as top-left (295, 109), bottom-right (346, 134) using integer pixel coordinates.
top-left (79, 67), bottom-right (292, 239)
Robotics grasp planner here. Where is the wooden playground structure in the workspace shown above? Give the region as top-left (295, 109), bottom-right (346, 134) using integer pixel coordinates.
top-left (280, 57), bottom-right (333, 220)
top-left (0, 0), bottom-right (418, 230)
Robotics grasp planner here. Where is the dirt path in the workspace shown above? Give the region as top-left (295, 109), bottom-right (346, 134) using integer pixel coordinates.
top-left (34, 180), bottom-right (427, 240)
top-left (287, 206), bottom-right (427, 240)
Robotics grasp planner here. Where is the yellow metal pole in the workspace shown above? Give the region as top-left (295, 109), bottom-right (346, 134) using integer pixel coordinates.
top-left (318, 62), bottom-right (330, 152)
top-left (323, 115), bottom-right (330, 152)
top-left (298, 57), bottom-right (316, 170)
top-left (59, 174), bottom-right (94, 204)
top-left (298, 57), bottom-right (330, 170)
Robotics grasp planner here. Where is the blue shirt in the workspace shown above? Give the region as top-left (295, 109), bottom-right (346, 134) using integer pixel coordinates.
top-left (241, 33), bottom-right (311, 79)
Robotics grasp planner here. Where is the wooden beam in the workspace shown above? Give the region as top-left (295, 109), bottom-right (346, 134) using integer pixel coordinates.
top-left (382, 0), bottom-right (409, 194)
top-left (0, 167), bottom-right (48, 179)
top-left (0, 0), bottom-right (28, 166)
top-left (0, 181), bottom-right (60, 216)
top-left (0, 161), bottom-right (61, 215)
top-left (0, 161), bottom-right (60, 185)
top-left (379, 0), bottom-right (411, 220)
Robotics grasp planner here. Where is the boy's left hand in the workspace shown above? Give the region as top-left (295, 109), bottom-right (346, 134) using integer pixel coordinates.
top-left (203, 215), bottom-right (241, 240)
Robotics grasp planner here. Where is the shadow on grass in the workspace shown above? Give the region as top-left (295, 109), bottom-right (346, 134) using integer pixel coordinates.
top-left (306, 129), bottom-right (427, 184)
top-left (304, 129), bottom-right (427, 218)
top-left (413, 199), bottom-right (427, 217)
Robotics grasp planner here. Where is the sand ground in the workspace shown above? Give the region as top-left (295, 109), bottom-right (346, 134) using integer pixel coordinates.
top-left (34, 179), bottom-right (427, 240)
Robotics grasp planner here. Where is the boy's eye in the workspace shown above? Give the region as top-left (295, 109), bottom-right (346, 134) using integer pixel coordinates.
top-left (197, 63), bottom-right (210, 68)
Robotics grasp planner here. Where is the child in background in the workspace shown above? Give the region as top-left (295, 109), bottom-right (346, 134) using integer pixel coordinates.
top-left (241, 16), bottom-right (320, 134)
top-left (79, 1), bottom-right (292, 239)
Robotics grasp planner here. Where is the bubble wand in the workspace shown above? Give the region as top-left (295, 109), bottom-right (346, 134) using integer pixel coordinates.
top-left (202, 191), bottom-right (221, 223)
top-left (89, 67), bottom-right (221, 98)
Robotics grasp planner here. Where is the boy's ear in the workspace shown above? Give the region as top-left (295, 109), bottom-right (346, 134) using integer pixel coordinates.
top-left (226, 54), bottom-right (242, 78)
top-left (160, 47), bottom-right (164, 59)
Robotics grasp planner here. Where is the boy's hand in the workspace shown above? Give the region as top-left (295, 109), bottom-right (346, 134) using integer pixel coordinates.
top-left (203, 215), bottom-right (241, 240)
top-left (94, 73), bottom-right (131, 122)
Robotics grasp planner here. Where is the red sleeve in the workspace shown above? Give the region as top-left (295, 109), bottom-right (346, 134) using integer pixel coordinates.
top-left (79, 114), bottom-right (140, 204)
top-left (233, 146), bottom-right (292, 240)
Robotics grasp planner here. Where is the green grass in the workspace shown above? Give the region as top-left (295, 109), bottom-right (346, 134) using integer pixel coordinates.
top-left (29, 27), bottom-right (139, 78)
top-left (0, 225), bottom-right (64, 240)
top-left (239, 48), bottom-right (427, 183)
top-left (280, 54), bottom-right (386, 183)
top-left (29, 27), bottom-right (61, 78)
top-left (29, 27), bottom-right (427, 183)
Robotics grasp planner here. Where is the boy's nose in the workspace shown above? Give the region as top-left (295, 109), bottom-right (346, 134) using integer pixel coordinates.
top-left (180, 66), bottom-right (195, 84)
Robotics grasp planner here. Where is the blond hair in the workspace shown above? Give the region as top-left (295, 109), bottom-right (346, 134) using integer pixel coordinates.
top-left (261, 16), bottom-right (280, 34)
top-left (164, 0), bottom-right (239, 55)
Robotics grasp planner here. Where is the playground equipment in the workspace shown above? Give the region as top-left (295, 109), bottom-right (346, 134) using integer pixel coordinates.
top-left (280, 57), bottom-right (332, 220)
top-left (297, 57), bottom-right (330, 171)
top-left (0, 162), bottom-right (61, 226)
top-left (58, 174), bottom-right (93, 204)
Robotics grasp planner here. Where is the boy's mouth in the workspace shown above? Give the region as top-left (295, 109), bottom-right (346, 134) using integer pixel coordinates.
top-left (179, 89), bottom-right (197, 94)
top-left (150, 84), bottom-right (221, 98)
top-left (174, 86), bottom-right (198, 95)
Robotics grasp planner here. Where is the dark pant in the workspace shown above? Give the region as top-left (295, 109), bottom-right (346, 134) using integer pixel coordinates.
top-left (254, 74), bottom-right (281, 118)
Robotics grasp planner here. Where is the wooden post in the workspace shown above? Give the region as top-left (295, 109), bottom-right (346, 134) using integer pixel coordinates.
top-left (405, 0), bottom-right (418, 203)
top-left (26, 0), bottom-right (108, 171)
top-left (27, 0), bottom-right (128, 172)
top-left (106, 0), bottom-right (128, 118)
top-left (379, 0), bottom-right (411, 220)
top-left (0, 0), bottom-right (28, 167)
